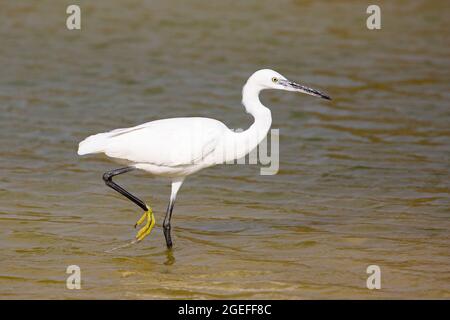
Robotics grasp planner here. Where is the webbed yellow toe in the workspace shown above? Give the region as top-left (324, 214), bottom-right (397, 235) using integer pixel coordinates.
top-left (134, 206), bottom-right (155, 242)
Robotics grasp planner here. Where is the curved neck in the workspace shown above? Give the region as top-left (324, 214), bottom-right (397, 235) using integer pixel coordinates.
top-left (222, 82), bottom-right (272, 162)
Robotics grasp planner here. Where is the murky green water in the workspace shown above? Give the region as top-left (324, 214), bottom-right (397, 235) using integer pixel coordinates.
top-left (0, 0), bottom-right (449, 299)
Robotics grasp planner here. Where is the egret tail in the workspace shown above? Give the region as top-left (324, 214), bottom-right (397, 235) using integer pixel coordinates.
top-left (77, 132), bottom-right (110, 155)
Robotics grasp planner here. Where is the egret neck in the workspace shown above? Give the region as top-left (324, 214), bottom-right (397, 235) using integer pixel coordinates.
top-left (222, 79), bottom-right (272, 163)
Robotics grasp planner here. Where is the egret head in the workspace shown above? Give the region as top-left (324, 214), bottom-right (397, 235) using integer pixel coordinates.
top-left (248, 69), bottom-right (331, 100)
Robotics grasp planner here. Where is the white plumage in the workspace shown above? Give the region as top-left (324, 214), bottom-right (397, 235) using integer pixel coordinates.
top-left (79, 117), bottom-right (227, 177)
top-left (77, 69), bottom-right (330, 248)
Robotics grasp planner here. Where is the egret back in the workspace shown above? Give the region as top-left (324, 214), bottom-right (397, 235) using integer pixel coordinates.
top-left (80, 117), bottom-right (227, 168)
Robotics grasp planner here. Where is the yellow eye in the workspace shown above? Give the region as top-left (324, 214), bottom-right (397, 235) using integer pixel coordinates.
top-left (272, 77), bottom-right (278, 83)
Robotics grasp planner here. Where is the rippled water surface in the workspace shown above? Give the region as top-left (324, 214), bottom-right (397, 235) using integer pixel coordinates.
top-left (0, 0), bottom-right (449, 299)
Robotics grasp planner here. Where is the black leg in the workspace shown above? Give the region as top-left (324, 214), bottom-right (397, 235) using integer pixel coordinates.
top-left (102, 167), bottom-right (147, 211)
top-left (163, 200), bottom-right (175, 248)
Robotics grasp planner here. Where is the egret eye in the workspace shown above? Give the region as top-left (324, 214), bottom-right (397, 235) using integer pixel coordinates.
top-left (272, 77), bottom-right (278, 83)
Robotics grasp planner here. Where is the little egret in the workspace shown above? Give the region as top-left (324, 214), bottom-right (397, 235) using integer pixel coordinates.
top-left (77, 69), bottom-right (330, 248)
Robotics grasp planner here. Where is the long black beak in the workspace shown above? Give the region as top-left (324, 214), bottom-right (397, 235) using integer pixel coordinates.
top-left (279, 79), bottom-right (331, 100)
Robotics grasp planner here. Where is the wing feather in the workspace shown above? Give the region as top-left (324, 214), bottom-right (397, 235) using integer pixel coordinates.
top-left (103, 117), bottom-right (225, 167)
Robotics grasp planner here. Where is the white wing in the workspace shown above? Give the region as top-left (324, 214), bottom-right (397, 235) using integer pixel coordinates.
top-left (100, 117), bottom-right (227, 167)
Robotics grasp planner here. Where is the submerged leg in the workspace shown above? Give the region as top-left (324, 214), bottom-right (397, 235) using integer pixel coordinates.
top-left (102, 167), bottom-right (155, 242)
top-left (163, 200), bottom-right (175, 248)
top-left (163, 179), bottom-right (184, 249)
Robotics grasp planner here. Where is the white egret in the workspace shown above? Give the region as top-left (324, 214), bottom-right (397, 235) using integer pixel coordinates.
top-left (77, 69), bottom-right (330, 248)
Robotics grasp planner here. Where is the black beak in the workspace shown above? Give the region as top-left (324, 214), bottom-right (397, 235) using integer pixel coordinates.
top-left (278, 79), bottom-right (331, 100)
top-left (289, 81), bottom-right (331, 100)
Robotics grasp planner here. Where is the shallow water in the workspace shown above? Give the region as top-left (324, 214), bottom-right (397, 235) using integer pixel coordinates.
top-left (0, 0), bottom-right (449, 299)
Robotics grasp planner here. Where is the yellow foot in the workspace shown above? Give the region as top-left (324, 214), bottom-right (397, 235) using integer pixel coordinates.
top-left (134, 205), bottom-right (156, 242)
